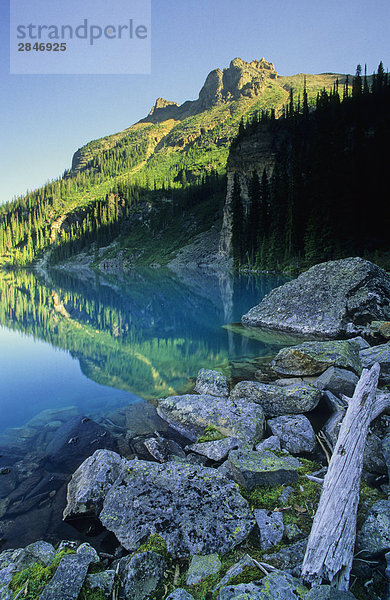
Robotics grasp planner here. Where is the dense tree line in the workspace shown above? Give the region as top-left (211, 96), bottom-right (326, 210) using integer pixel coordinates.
top-left (231, 63), bottom-right (390, 270)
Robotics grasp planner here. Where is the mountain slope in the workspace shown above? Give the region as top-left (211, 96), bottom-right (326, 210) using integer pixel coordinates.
top-left (0, 58), bottom-right (350, 269)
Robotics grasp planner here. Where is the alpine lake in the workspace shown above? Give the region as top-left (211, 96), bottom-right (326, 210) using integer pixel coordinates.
top-left (0, 266), bottom-right (302, 551)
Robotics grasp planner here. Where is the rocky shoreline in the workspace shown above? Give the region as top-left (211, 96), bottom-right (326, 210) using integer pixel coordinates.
top-left (1, 258), bottom-right (390, 600)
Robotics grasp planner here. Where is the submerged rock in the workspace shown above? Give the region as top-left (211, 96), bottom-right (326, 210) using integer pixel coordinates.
top-left (99, 458), bottom-right (255, 556)
top-left (186, 553), bottom-right (222, 586)
top-left (228, 450), bottom-right (300, 490)
top-left (157, 394), bottom-right (265, 443)
top-left (268, 415), bottom-right (317, 454)
top-left (270, 340), bottom-right (362, 377)
top-left (195, 369), bottom-right (229, 397)
top-left (229, 381), bottom-right (321, 417)
top-left (241, 258), bottom-right (390, 337)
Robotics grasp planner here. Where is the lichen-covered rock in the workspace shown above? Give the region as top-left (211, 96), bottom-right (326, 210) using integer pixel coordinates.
top-left (0, 565), bottom-right (15, 596)
top-left (314, 367), bottom-right (359, 398)
top-left (254, 509), bottom-right (284, 550)
top-left (63, 449), bottom-right (127, 520)
top-left (185, 438), bottom-right (246, 462)
top-left (356, 500), bottom-right (390, 555)
top-left (157, 394), bottom-right (265, 443)
top-left (213, 554), bottom-right (255, 592)
top-left (218, 571), bottom-right (308, 600)
top-left (186, 553), bottom-right (222, 586)
top-left (0, 541), bottom-right (55, 572)
top-left (263, 539), bottom-right (308, 575)
top-left (229, 381), bottom-right (321, 417)
top-left (256, 436), bottom-right (281, 452)
top-left (85, 570), bottom-right (116, 599)
top-left (284, 523), bottom-right (306, 543)
top-left (166, 590), bottom-right (195, 600)
top-left (117, 551), bottom-right (166, 600)
top-left (268, 415), bottom-right (317, 455)
top-left (363, 434), bottom-right (387, 475)
top-left (305, 585), bottom-right (358, 599)
top-left (99, 458), bottom-right (255, 557)
top-left (228, 450), bottom-right (300, 490)
top-left (39, 551), bottom-right (95, 600)
top-left (382, 433), bottom-right (390, 480)
top-left (360, 341), bottom-right (390, 384)
top-left (241, 258), bottom-right (390, 337)
top-left (195, 369), bottom-right (229, 397)
top-left (143, 437), bottom-right (186, 463)
top-left (76, 542), bottom-right (100, 563)
top-left (270, 340), bottom-right (362, 377)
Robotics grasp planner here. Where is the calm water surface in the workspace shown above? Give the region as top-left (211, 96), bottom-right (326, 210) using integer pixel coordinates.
top-left (0, 267), bottom-right (293, 549)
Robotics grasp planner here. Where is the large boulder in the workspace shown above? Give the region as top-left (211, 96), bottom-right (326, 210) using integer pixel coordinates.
top-left (241, 258), bottom-right (390, 337)
top-left (228, 450), bottom-right (300, 490)
top-left (99, 458), bottom-right (255, 557)
top-left (270, 340), bottom-right (362, 377)
top-left (63, 449), bottom-right (127, 520)
top-left (229, 381), bottom-right (321, 417)
top-left (157, 394), bottom-right (265, 444)
top-left (268, 415), bottom-right (317, 454)
top-left (360, 341), bottom-right (390, 384)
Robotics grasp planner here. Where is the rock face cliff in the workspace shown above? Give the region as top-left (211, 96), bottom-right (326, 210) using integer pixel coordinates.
top-left (219, 122), bottom-right (287, 257)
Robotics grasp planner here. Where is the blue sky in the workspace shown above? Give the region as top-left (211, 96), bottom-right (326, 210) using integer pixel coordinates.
top-left (1, 0), bottom-right (389, 204)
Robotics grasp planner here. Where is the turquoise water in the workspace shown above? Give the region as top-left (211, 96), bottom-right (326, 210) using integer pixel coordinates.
top-left (0, 268), bottom-right (288, 435)
top-left (0, 267), bottom-right (296, 549)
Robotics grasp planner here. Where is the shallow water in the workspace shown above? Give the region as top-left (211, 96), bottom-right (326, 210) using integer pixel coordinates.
top-left (0, 266), bottom-right (291, 549)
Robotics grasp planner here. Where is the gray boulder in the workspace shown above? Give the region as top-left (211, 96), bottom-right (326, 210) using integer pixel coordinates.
top-left (0, 541), bottom-right (55, 572)
top-left (356, 500), bottom-right (390, 555)
top-left (268, 415), bottom-right (317, 454)
top-left (360, 341), bottom-right (390, 384)
top-left (0, 565), bottom-right (15, 596)
top-left (241, 258), bottom-right (390, 337)
top-left (63, 449), bottom-right (126, 520)
top-left (305, 586), bottom-right (358, 599)
top-left (185, 438), bottom-right (247, 462)
top-left (143, 436), bottom-right (186, 463)
top-left (270, 340), bottom-right (362, 377)
top-left (254, 509), bottom-right (284, 550)
top-left (263, 538), bottom-right (308, 575)
top-left (228, 450), bottom-right (300, 490)
top-left (85, 571), bottom-right (116, 599)
top-left (166, 591), bottom-right (195, 600)
top-left (256, 436), bottom-right (281, 452)
top-left (157, 394), bottom-right (265, 444)
top-left (229, 381), bottom-right (321, 417)
top-left (195, 369), bottom-right (229, 397)
top-left (218, 571), bottom-right (308, 600)
top-left (314, 367), bottom-right (359, 398)
top-left (363, 434), bottom-right (387, 475)
top-left (284, 523), bottom-right (306, 542)
top-left (213, 554), bottom-right (255, 592)
top-left (39, 551), bottom-right (95, 600)
top-left (186, 553), bottom-right (222, 586)
top-left (99, 458), bottom-right (255, 557)
top-left (117, 551), bottom-right (166, 600)
top-left (383, 433), bottom-right (390, 480)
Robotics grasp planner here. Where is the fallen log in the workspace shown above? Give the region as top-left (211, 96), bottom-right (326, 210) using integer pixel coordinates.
top-left (302, 362), bottom-right (380, 590)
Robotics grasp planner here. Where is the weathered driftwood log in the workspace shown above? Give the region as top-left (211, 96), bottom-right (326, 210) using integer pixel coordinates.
top-left (302, 362), bottom-right (381, 590)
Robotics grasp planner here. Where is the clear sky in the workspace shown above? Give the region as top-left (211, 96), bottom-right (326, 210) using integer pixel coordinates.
top-left (1, 0), bottom-right (389, 205)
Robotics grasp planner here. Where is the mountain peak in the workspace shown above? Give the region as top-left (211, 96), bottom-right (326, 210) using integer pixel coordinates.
top-left (148, 97), bottom-right (179, 117)
top-left (141, 57), bottom-right (278, 124)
